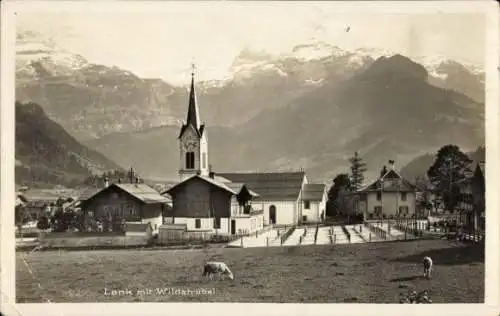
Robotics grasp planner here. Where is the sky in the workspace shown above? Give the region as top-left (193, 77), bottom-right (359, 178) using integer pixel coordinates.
top-left (16, 2), bottom-right (486, 85)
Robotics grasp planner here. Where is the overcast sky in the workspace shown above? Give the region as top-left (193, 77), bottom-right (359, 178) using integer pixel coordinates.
top-left (16, 2), bottom-right (486, 85)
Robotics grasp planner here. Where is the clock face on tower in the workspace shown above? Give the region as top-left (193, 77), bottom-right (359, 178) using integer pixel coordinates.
top-left (183, 133), bottom-right (197, 151)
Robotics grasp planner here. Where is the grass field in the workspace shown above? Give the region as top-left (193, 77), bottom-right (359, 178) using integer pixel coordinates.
top-left (16, 239), bottom-right (484, 303)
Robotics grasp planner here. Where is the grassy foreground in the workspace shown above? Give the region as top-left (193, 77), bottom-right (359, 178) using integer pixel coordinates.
top-left (16, 239), bottom-right (484, 303)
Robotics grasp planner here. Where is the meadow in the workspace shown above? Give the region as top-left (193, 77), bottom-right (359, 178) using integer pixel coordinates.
top-left (16, 239), bottom-right (484, 303)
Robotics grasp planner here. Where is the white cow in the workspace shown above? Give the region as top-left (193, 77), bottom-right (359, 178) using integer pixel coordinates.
top-left (423, 256), bottom-right (433, 279)
top-left (202, 262), bottom-right (234, 280)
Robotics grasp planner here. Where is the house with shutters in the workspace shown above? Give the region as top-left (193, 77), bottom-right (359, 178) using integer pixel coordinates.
top-left (161, 69), bottom-right (327, 234)
top-left (356, 162), bottom-right (417, 221)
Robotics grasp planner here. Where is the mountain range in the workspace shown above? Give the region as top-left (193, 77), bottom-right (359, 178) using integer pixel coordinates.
top-left (15, 31), bottom-right (485, 185)
top-left (15, 101), bottom-right (121, 188)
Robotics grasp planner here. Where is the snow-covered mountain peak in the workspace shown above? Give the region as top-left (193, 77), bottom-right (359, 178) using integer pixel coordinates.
top-left (16, 30), bottom-right (89, 77)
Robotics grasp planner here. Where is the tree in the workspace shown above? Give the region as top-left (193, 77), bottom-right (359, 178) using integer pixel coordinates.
top-left (326, 173), bottom-right (351, 217)
top-left (349, 152), bottom-right (367, 191)
top-left (427, 145), bottom-right (472, 211)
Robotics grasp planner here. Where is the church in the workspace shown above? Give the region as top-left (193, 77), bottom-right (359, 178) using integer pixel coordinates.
top-left (162, 70), bottom-right (327, 235)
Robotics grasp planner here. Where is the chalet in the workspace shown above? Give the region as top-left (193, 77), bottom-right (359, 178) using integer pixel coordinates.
top-left (165, 174), bottom-right (264, 235)
top-left (80, 180), bottom-right (168, 234)
top-left (165, 69), bottom-right (326, 228)
top-left (19, 189), bottom-right (74, 220)
top-left (356, 162), bottom-right (417, 220)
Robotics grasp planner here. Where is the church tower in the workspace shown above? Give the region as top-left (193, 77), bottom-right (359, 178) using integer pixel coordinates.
top-left (178, 67), bottom-right (209, 181)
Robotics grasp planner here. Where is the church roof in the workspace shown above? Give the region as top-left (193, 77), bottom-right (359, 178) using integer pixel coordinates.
top-left (178, 72), bottom-right (205, 139)
top-left (224, 182), bottom-right (259, 197)
top-left (216, 172), bottom-right (306, 201)
top-left (302, 183), bottom-right (326, 201)
top-left (358, 168), bottom-right (416, 193)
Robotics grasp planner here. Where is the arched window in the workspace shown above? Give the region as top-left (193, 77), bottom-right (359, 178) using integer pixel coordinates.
top-left (185, 152), bottom-right (195, 169)
top-left (269, 205), bottom-right (276, 225)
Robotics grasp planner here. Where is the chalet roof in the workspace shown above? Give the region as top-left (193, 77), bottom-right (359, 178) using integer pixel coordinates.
top-left (358, 169), bottom-right (416, 192)
top-left (302, 183), bottom-right (326, 201)
top-left (114, 183), bottom-right (170, 204)
top-left (165, 175), bottom-right (237, 196)
top-left (216, 172), bottom-right (306, 201)
top-left (77, 187), bottom-right (101, 201)
top-left (83, 183), bottom-right (169, 204)
top-left (125, 222), bottom-right (152, 232)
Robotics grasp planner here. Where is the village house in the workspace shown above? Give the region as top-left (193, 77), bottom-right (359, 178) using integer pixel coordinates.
top-left (456, 161), bottom-right (485, 232)
top-left (356, 162), bottom-right (417, 221)
top-left (80, 176), bottom-right (168, 235)
top-left (19, 189), bottom-right (76, 220)
top-left (165, 174), bottom-right (263, 235)
top-left (162, 69), bottom-right (327, 230)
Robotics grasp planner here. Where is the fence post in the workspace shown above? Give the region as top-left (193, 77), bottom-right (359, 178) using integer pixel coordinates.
top-left (240, 237), bottom-right (244, 248)
top-left (369, 232), bottom-right (371, 242)
top-left (266, 237), bottom-right (269, 247)
top-left (404, 230), bottom-right (407, 240)
top-left (334, 234), bottom-right (336, 244)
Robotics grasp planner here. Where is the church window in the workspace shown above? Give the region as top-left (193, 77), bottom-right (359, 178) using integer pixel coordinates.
top-left (202, 152), bottom-right (207, 169)
top-left (185, 152), bottom-right (195, 169)
top-left (195, 218), bottom-right (201, 229)
top-left (304, 201), bottom-right (310, 209)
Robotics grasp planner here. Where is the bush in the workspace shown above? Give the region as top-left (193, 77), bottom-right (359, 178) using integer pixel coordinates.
top-left (37, 216), bottom-right (50, 230)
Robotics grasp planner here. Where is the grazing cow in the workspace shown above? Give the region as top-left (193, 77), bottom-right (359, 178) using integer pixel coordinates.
top-left (423, 256), bottom-right (433, 279)
top-left (202, 262), bottom-right (234, 280)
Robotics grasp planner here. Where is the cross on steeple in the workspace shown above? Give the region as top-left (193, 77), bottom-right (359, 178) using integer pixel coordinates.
top-left (191, 62), bottom-right (196, 77)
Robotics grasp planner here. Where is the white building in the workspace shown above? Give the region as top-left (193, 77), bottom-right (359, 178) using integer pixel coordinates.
top-left (356, 163), bottom-right (417, 220)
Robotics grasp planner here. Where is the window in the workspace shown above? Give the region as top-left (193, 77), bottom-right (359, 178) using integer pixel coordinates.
top-left (401, 192), bottom-right (407, 201)
top-left (302, 215), bottom-right (308, 222)
top-left (185, 152), bottom-right (195, 169)
top-left (304, 201), bottom-right (310, 209)
top-left (195, 218), bottom-right (201, 229)
top-left (376, 192), bottom-right (382, 201)
top-left (399, 206), bottom-right (409, 215)
top-left (214, 217), bottom-right (221, 229)
top-left (374, 206), bottom-right (382, 216)
top-left (202, 152), bottom-right (207, 169)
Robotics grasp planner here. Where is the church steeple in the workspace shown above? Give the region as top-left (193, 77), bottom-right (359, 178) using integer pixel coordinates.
top-left (186, 65), bottom-right (201, 131)
top-left (177, 64), bottom-right (209, 181)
